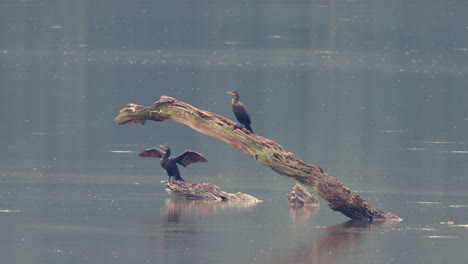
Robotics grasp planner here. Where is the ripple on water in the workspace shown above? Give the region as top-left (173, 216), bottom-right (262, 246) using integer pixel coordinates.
top-left (0, 210), bottom-right (22, 213)
top-left (449, 205), bottom-right (468, 208)
top-left (415, 201), bottom-right (441, 205)
top-left (425, 235), bottom-right (459, 239)
top-left (441, 150), bottom-right (468, 154)
top-left (406, 227), bottom-right (436, 231)
top-left (110, 150), bottom-right (136, 153)
top-left (378, 130), bottom-right (405, 133)
top-left (399, 147), bottom-right (428, 151)
top-left (421, 141), bottom-right (465, 144)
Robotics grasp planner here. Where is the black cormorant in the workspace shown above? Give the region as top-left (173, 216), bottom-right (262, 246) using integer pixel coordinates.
top-left (227, 90), bottom-right (253, 133)
top-left (138, 145), bottom-right (207, 182)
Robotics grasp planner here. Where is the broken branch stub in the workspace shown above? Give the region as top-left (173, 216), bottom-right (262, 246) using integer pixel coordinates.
top-left (287, 184), bottom-right (320, 208)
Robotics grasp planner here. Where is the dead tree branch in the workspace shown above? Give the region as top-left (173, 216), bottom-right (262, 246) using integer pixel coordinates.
top-left (115, 96), bottom-right (402, 221)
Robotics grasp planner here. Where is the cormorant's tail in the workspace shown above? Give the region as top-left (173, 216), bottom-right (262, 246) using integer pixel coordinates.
top-left (245, 124), bottom-right (253, 134)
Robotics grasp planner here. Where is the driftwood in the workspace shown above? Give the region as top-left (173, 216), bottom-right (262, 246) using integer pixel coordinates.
top-left (287, 184), bottom-right (320, 208)
top-left (162, 180), bottom-right (262, 203)
top-left (115, 96), bottom-right (402, 221)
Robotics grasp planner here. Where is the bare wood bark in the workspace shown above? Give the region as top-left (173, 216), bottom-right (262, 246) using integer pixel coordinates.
top-left (287, 184), bottom-right (320, 208)
top-left (162, 181), bottom-right (261, 203)
top-left (115, 96), bottom-right (402, 221)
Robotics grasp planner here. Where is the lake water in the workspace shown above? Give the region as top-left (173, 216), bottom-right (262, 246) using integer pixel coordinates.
top-left (1, 0), bottom-right (468, 263)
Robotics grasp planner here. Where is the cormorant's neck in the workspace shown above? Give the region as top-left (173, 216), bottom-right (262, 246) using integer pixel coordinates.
top-left (164, 149), bottom-right (171, 158)
top-left (231, 95), bottom-right (239, 104)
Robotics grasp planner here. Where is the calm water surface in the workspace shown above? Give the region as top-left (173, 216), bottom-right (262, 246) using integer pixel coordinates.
top-left (1, 0), bottom-right (468, 263)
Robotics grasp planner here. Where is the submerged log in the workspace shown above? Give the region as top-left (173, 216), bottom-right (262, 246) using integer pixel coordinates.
top-left (162, 181), bottom-right (261, 203)
top-left (115, 96), bottom-right (402, 221)
top-left (287, 184), bottom-right (320, 208)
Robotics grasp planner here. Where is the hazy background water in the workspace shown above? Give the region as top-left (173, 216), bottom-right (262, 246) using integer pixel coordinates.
top-left (1, 0), bottom-right (468, 263)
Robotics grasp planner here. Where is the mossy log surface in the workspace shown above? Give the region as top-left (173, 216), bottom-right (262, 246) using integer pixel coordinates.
top-left (115, 96), bottom-right (402, 221)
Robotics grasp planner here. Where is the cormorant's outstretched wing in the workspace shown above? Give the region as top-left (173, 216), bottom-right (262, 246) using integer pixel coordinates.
top-left (174, 151), bottom-right (208, 167)
top-left (138, 148), bottom-right (165, 159)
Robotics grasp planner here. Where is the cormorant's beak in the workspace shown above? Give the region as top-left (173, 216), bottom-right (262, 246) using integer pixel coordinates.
top-left (159, 145), bottom-right (168, 150)
top-left (227, 91), bottom-right (234, 95)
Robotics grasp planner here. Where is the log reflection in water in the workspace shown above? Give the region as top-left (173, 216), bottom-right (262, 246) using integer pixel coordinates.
top-left (255, 220), bottom-right (400, 264)
top-left (288, 206), bottom-right (320, 228)
top-left (150, 198), bottom-right (260, 262)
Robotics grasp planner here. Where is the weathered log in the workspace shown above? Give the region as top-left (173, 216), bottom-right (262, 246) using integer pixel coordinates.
top-left (287, 184), bottom-right (320, 208)
top-left (115, 96), bottom-right (402, 221)
top-left (162, 180), bottom-right (262, 203)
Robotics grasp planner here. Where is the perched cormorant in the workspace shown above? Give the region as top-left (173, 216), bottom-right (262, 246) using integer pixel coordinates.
top-left (227, 90), bottom-right (253, 133)
top-left (138, 145), bottom-right (207, 182)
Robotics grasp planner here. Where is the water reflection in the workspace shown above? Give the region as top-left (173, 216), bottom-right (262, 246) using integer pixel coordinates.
top-left (152, 198), bottom-right (259, 262)
top-left (256, 220), bottom-right (399, 264)
top-left (162, 198), bottom-right (259, 220)
top-left (288, 206), bottom-right (319, 228)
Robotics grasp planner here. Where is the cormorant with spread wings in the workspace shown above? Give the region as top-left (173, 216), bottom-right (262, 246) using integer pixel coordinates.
top-left (138, 145), bottom-right (207, 182)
